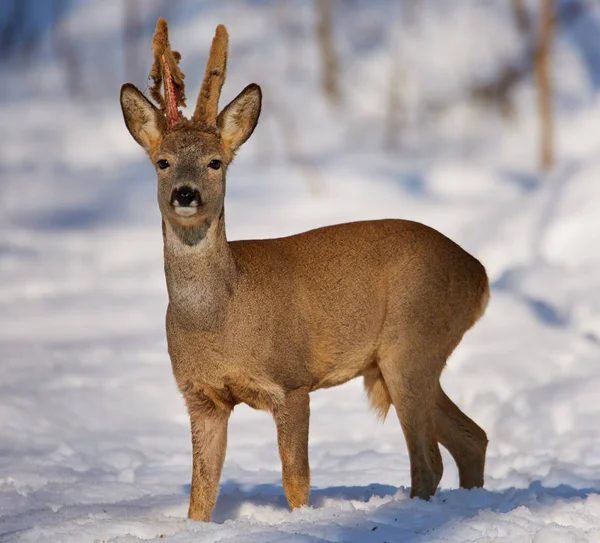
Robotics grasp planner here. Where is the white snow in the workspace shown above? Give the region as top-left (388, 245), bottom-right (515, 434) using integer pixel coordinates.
top-left (2, 1), bottom-right (600, 541)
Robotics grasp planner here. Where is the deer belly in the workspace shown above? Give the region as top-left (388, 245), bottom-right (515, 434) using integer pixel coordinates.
top-left (310, 348), bottom-right (377, 390)
top-left (225, 374), bottom-right (285, 412)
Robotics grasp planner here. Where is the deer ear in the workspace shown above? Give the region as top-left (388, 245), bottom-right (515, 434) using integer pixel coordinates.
top-left (120, 83), bottom-right (166, 153)
top-left (217, 83), bottom-right (261, 155)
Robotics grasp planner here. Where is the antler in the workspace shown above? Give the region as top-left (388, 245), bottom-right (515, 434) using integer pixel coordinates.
top-left (150, 18), bottom-right (186, 130)
top-left (192, 25), bottom-right (228, 125)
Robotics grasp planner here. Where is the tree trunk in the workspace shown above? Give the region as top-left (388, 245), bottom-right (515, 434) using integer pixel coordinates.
top-left (314, 0), bottom-right (340, 106)
top-left (384, 0), bottom-right (420, 150)
top-left (536, 0), bottom-right (555, 172)
top-left (511, 0), bottom-right (531, 37)
top-left (52, 0), bottom-right (84, 97)
top-left (123, 0), bottom-right (143, 87)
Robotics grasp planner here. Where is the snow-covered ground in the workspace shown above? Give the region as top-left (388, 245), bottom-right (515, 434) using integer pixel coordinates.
top-left (2, 1), bottom-right (600, 541)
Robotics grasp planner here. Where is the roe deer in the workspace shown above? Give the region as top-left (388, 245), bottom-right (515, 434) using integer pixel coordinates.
top-left (120, 19), bottom-right (490, 522)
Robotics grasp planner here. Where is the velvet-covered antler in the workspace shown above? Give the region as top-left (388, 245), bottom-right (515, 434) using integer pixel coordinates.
top-left (150, 18), bottom-right (186, 129)
top-left (192, 25), bottom-right (228, 125)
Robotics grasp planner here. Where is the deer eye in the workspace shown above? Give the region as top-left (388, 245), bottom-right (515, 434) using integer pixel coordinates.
top-left (208, 159), bottom-right (221, 170)
top-left (157, 159), bottom-right (170, 170)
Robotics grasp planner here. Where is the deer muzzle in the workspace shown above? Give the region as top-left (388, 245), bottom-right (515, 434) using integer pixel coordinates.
top-left (171, 186), bottom-right (201, 216)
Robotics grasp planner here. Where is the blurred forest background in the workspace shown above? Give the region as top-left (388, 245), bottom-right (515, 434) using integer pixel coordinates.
top-left (2, 0), bottom-right (599, 177)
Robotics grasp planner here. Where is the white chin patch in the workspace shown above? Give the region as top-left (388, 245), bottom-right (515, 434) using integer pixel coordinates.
top-left (175, 207), bottom-right (198, 217)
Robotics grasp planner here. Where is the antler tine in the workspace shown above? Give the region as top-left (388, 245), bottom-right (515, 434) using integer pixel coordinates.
top-left (192, 25), bottom-right (228, 125)
top-left (150, 18), bottom-right (186, 129)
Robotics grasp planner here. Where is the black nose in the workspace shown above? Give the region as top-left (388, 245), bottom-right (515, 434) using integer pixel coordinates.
top-left (172, 186), bottom-right (200, 207)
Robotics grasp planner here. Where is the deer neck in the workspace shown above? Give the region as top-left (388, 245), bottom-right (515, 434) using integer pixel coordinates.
top-left (162, 213), bottom-right (236, 328)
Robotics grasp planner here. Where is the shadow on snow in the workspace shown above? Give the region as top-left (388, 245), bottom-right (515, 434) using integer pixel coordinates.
top-left (1, 481), bottom-right (598, 541)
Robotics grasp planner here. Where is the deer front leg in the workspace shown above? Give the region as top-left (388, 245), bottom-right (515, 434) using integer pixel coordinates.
top-left (273, 387), bottom-right (311, 510)
top-left (185, 393), bottom-right (231, 522)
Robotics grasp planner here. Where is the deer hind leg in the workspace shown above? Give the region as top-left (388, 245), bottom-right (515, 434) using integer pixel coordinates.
top-left (379, 354), bottom-right (444, 500)
top-left (273, 387), bottom-right (311, 510)
top-left (435, 385), bottom-right (487, 489)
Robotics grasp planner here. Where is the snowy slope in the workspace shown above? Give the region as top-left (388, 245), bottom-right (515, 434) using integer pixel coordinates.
top-left (2, 1), bottom-right (600, 541)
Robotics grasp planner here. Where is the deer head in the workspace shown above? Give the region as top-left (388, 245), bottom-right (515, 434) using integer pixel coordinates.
top-left (120, 19), bottom-right (261, 246)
